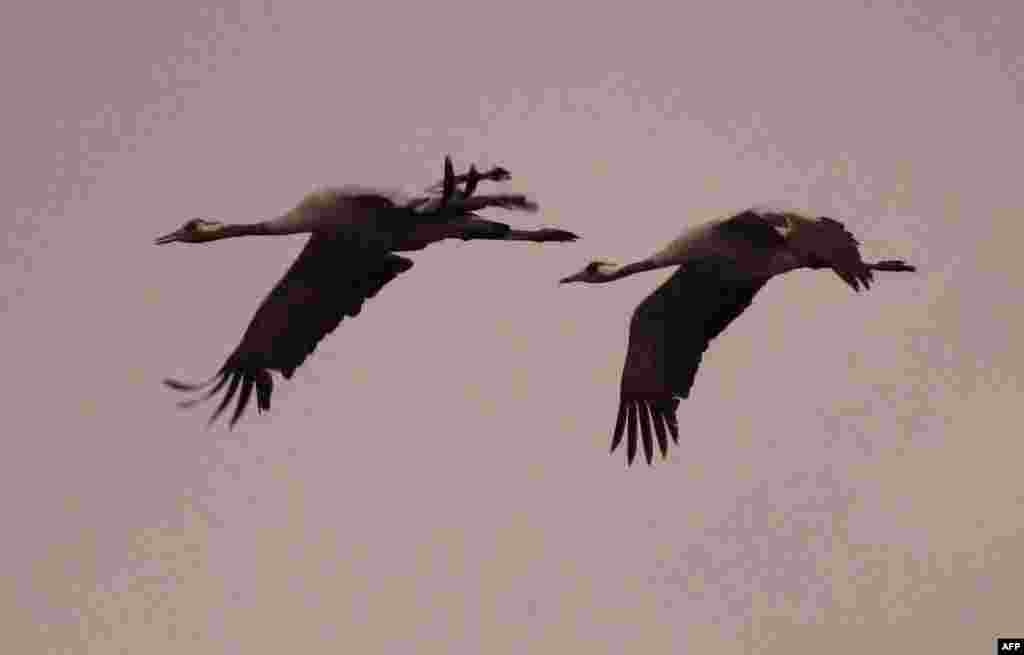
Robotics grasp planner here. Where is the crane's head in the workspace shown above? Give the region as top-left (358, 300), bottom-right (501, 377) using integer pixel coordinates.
top-left (154, 218), bottom-right (225, 245)
top-left (559, 260), bottom-right (619, 284)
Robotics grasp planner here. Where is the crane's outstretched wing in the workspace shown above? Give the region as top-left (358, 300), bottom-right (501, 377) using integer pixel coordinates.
top-left (165, 232), bottom-right (414, 428)
top-left (613, 260), bottom-right (770, 466)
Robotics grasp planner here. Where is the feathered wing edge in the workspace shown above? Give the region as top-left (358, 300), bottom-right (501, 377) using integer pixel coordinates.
top-left (610, 396), bottom-right (681, 467)
top-left (164, 361), bottom-right (274, 428)
top-left (163, 253), bottom-right (415, 429)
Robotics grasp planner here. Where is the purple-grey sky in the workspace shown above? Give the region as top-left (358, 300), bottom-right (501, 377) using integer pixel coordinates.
top-left (3, 0), bottom-right (1022, 652)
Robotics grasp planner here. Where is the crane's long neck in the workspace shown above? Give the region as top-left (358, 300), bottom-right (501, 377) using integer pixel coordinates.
top-left (602, 258), bottom-right (665, 282)
top-left (212, 222), bottom-right (275, 240)
top-left (207, 209), bottom-right (324, 241)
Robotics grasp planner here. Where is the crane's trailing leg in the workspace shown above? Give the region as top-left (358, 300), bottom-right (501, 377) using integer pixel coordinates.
top-left (502, 228), bottom-right (579, 242)
top-left (869, 259), bottom-right (916, 272)
top-left (451, 219), bottom-right (579, 243)
top-left (838, 259), bottom-right (917, 292)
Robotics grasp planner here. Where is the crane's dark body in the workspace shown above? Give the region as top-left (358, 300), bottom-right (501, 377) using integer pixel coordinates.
top-left (161, 157), bottom-right (578, 427)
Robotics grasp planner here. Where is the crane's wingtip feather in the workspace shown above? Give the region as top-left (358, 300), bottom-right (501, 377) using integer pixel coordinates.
top-left (164, 378), bottom-right (202, 391)
top-left (229, 377), bottom-right (255, 428)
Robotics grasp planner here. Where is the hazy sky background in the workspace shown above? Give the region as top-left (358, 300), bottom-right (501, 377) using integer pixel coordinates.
top-left (3, 0), bottom-right (1022, 652)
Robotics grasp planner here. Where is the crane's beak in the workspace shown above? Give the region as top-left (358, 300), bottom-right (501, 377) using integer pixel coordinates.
top-left (154, 229), bottom-right (185, 245)
top-left (559, 272), bottom-right (586, 284)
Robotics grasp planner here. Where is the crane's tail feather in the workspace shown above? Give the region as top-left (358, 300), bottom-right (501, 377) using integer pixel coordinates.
top-left (870, 259), bottom-right (917, 272)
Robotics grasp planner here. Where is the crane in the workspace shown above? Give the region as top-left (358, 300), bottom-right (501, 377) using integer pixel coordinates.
top-left (157, 156), bottom-right (579, 428)
top-left (558, 208), bottom-right (916, 467)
